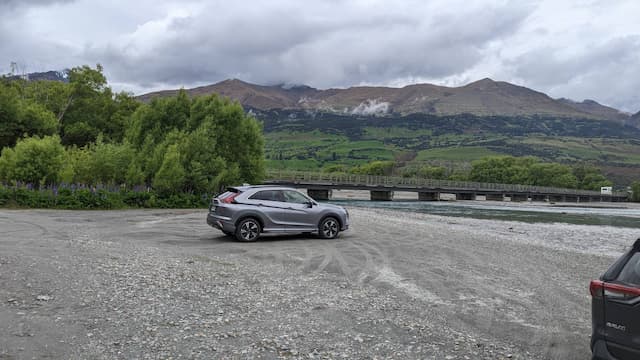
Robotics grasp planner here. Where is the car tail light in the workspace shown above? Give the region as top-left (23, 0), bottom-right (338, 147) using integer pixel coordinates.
top-left (221, 192), bottom-right (239, 204)
top-left (590, 280), bottom-right (640, 300)
top-left (590, 280), bottom-right (604, 298)
top-left (603, 282), bottom-right (640, 300)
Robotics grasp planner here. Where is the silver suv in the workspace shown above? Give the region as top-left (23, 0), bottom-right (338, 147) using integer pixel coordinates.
top-left (207, 185), bottom-right (349, 241)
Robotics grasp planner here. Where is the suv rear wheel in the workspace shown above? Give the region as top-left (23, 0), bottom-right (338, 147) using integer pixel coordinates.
top-left (319, 217), bottom-right (340, 239)
top-left (236, 218), bottom-right (261, 242)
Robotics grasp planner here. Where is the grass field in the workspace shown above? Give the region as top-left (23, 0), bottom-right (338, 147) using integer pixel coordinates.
top-left (415, 146), bottom-right (503, 161)
top-left (263, 124), bottom-right (640, 184)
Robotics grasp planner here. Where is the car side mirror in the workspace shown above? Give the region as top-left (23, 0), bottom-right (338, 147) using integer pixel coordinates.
top-left (306, 201), bottom-right (314, 208)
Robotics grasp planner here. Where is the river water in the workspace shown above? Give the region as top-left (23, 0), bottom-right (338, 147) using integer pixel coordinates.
top-left (334, 199), bottom-right (640, 229)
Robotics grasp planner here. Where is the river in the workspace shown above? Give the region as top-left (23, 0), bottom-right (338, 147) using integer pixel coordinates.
top-left (333, 199), bottom-right (640, 229)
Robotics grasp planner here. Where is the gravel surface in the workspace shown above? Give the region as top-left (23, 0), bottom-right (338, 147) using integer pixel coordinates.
top-left (1, 207), bottom-right (637, 359)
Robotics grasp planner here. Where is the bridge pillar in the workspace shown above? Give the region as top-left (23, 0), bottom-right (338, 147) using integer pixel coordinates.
top-left (510, 194), bottom-right (528, 202)
top-left (370, 190), bottom-right (394, 201)
top-left (530, 194), bottom-right (548, 202)
top-left (307, 189), bottom-right (332, 201)
top-left (485, 193), bottom-right (505, 201)
top-left (565, 195), bottom-right (579, 203)
top-left (455, 193), bottom-right (475, 201)
top-left (549, 195), bottom-right (565, 203)
top-left (578, 196), bottom-right (591, 203)
top-left (418, 192), bottom-right (439, 201)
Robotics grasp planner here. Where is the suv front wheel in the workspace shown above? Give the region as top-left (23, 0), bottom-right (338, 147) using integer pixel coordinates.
top-left (236, 218), bottom-right (261, 242)
top-left (319, 217), bottom-right (340, 239)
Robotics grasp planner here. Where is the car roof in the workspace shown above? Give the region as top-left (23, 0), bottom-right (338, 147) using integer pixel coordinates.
top-left (230, 185), bottom-right (297, 192)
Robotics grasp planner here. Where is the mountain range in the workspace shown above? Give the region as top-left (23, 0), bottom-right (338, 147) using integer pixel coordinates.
top-left (7, 70), bottom-right (640, 182)
top-left (140, 78), bottom-right (639, 128)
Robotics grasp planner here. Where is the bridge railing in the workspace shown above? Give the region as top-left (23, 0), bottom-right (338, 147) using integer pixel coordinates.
top-left (265, 170), bottom-right (628, 198)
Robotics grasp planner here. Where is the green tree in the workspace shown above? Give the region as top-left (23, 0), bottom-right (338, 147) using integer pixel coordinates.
top-left (126, 89), bottom-right (191, 148)
top-left (128, 93), bottom-right (265, 191)
top-left (153, 144), bottom-right (186, 195)
top-left (351, 160), bottom-right (394, 176)
top-left (84, 140), bottom-right (135, 185)
top-left (417, 165), bottom-right (446, 179)
top-left (573, 164), bottom-right (612, 190)
top-left (190, 95), bottom-right (264, 183)
top-left (528, 163), bottom-right (577, 188)
top-left (0, 135), bottom-right (65, 186)
top-left (0, 83), bottom-right (20, 149)
top-left (58, 65), bottom-right (134, 145)
top-left (177, 125), bottom-right (227, 193)
top-left (469, 156), bottom-right (535, 184)
top-left (17, 102), bottom-right (58, 137)
top-left (22, 78), bottom-right (72, 119)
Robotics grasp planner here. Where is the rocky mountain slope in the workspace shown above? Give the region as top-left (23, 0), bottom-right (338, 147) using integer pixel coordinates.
top-left (139, 78), bottom-right (634, 124)
top-left (631, 110), bottom-right (640, 127)
top-left (6, 70), bottom-right (69, 82)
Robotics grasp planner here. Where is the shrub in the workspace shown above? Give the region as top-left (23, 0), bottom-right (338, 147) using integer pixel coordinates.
top-left (0, 135), bottom-right (65, 187)
top-left (0, 184), bottom-right (209, 209)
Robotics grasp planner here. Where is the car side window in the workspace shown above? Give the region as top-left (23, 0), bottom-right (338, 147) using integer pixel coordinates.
top-left (283, 190), bottom-right (309, 204)
top-left (272, 190), bottom-right (286, 202)
top-left (250, 190), bottom-right (275, 201)
top-left (616, 252), bottom-right (640, 287)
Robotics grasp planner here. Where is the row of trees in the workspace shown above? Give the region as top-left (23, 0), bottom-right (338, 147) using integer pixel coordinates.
top-left (323, 157), bottom-right (613, 191)
top-left (0, 65), bottom-right (265, 195)
top-left (467, 156), bottom-right (612, 190)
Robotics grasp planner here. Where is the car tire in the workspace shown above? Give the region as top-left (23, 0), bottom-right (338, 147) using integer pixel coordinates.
top-left (235, 218), bottom-right (261, 242)
top-left (318, 216), bottom-right (340, 239)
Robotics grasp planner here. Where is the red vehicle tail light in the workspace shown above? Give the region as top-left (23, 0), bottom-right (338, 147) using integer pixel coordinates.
top-left (603, 282), bottom-right (640, 300)
top-left (590, 280), bottom-right (604, 298)
top-left (220, 193), bottom-right (239, 204)
top-left (590, 280), bottom-right (640, 300)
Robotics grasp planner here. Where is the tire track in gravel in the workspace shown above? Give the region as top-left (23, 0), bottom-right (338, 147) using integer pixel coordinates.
top-left (50, 208), bottom-right (600, 359)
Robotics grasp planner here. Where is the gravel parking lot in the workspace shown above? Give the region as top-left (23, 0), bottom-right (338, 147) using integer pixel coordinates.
top-left (1, 207), bottom-right (637, 359)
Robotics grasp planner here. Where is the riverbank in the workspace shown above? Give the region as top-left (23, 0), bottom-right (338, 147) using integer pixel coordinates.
top-left (1, 207), bottom-right (637, 359)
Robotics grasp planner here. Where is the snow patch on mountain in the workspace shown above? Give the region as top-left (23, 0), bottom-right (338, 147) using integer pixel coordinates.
top-left (351, 99), bottom-right (390, 116)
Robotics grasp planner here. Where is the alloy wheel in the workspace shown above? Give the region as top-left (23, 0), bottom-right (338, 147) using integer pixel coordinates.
top-left (321, 218), bottom-right (339, 238)
top-left (239, 220), bottom-right (259, 241)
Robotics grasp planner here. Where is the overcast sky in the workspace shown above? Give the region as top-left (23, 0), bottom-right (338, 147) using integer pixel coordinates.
top-left (1, 0), bottom-right (639, 112)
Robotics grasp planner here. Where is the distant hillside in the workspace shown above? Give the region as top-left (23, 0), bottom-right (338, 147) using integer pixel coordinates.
top-left (257, 109), bottom-right (640, 185)
top-left (557, 98), bottom-right (629, 124)
top-left (139, 78), bottom-right (634, 125)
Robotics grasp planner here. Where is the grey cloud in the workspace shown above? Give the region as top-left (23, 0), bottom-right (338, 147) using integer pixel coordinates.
top-left (0, 0), bottom-right (74, 10)
top-left (5, 0), bottom-right (638, 112)
top-left (508, 36), bottom-right (640, 111)
top-left (86, 0), bottom-right (532, 91)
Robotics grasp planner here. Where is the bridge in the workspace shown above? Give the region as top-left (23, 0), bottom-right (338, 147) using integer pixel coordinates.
top-left (263, 170), bottom-right (629, 202)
